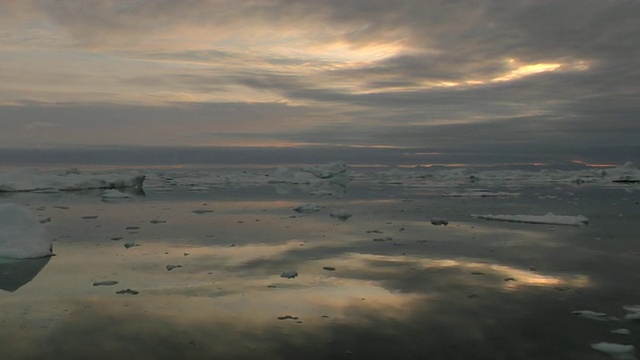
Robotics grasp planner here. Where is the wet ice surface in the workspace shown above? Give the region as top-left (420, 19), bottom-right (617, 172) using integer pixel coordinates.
top-left (1, 164), bottom-right (639, 359)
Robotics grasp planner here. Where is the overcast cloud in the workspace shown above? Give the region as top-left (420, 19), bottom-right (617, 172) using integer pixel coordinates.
top-left (0, 0), bottom-right (638, 159)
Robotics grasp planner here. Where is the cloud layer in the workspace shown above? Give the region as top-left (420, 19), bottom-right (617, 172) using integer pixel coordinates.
top-left (1, 1), bottom-right (638, 156)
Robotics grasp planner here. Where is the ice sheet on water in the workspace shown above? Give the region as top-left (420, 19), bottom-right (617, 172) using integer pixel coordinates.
top-left (0, 203), bottom-right (52, 259)
top-left (472, 213), bottom-right (589, 226)
top-left (0, 168), bottom-right (145, 193)
top-left (591, 342), bottom-right (636, 360)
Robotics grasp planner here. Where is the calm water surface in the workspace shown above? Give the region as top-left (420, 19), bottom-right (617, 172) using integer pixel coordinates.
top-left (1, 167), bottom-right (639, 359)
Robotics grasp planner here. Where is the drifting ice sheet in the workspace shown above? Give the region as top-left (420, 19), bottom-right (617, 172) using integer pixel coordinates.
top-left (0, 203), bottom-right (52, 259)
top-left (591, 342), bottom-right (636, 360)
top-left (0, 169), bottom-right (145, 192)
top-left (472, 213), bottom-right (589, 226)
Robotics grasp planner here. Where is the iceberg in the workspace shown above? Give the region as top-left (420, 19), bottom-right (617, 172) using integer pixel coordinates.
top-left (472, 213), bottom-right (589, 226)
top-left (0, 203), bottom-right (53, 259)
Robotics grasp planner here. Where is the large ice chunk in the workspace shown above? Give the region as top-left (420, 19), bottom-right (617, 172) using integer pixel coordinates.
top-left (0, 203), bottom-right (52, 259)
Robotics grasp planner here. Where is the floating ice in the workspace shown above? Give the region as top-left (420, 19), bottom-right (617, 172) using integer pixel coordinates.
top-left (301, 161), bottom-right (346, 179)
top-left (473, 213), bottom-right (589, 226)
top-left (612, 329), bottom-right (631, 335)
top-left (430, 218), bottom-right (449, 226)
top-left (280, 270), bottom-right (298, 279)
top-left (101, 189), bottom-right (131, 201)
top-left (572, 310), bottom-right (618, 321)
top-left (442, 191), bottom-right (520, 198)
top-left (591, 342), bottom-right (636, 360)
top-left (293, 203), bottom-right (321, 214)
top-left (0, 203), bottom-right (52, 259)
top-left (0, 169), bottom-right (145, 193)
top-left (330, 210), bottom-right (352, 221)
top-left (623, 305), bottom-right (640, 320)
top-left (93, 280), bottom-right (119, 286)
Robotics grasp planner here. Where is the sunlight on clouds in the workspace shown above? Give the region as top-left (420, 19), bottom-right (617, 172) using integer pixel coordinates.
top-left (493, 60), bottom-right (562, 82)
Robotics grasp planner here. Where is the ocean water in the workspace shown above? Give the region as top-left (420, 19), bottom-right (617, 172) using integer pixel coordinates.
top-left (1, 152), bottom-right (639, 359)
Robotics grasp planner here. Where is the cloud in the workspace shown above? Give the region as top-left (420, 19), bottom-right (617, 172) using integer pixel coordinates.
top-left (0, 1), bottom-right (637, 156)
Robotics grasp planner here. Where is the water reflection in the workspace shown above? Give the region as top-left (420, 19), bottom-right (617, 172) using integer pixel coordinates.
top-left (0, 257), bottom-right (51, 292)
top-left (0, 183), bottom-right (638, 359)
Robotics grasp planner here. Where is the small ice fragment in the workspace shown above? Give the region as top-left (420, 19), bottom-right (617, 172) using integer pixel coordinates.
top-left (293, 203), bottom-right (321, 214)
top-left (472, 213), bottom-right (589, 226)
top-left (280, 270), bottom-right (298, 278)
top-left (572, 310), bottom-right (618, 321)
top-left (116, 288), bottom-right (139, 295)
top-left (623, 305), bottom-right (640, 313)
top-left (591, 342), bottom-right (636, 360)
top-left (430, 218), bottom-right (449, 226)
top-left (330, 210), bottom-right (352, 221)
top-left (93, 280), bottom-right (119, 286)
top-left (611, 329), bottom-right (631, 335)
top-left (192, 209), bottom-right (214, 215)
top-left (124, 242), bottom-right (139, 249)
top-left (624, 312), bottom-right (640, 320)
top-left (166, 264), bottom-right (182, 271)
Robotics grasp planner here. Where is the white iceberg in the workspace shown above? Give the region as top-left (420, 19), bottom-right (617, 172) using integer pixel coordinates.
top-left (591, 342), bottom-right (636, 360)
top-left (0, 203), bottom-right (52, 259)
top-left (472, 213), bottom-right (589, 226)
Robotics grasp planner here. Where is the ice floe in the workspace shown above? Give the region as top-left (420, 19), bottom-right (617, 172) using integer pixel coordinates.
top-left (591, 342), bottom-right (636, 360)
top-left (0, 168), bottom-right (145, 193)
top-left (330, 210), bottom-right (352, 221)
top-left (472, 213), bottom-right (589, 226)
top-left (0, 203), bottom-right (52, 259)
top-left (101, 189), bottom-right (132, 201)
top-left (280, 270), bottom-right (298, 278)
top-left (293, 203), bottom-right (321, 214)
top-left (430, 218), bottom-right (449, 226)
top-left (572, 310), bottom-right (618, 321)
top-left (442, 191), bottom-right (520, 198)
top-left (611, 329), bottom-right (631, 335)
top-left (623, 305), bottom-right (640, 320)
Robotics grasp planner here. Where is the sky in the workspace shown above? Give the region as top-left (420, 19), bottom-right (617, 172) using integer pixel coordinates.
top-left (1, 1), bottom-right (639, 161)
